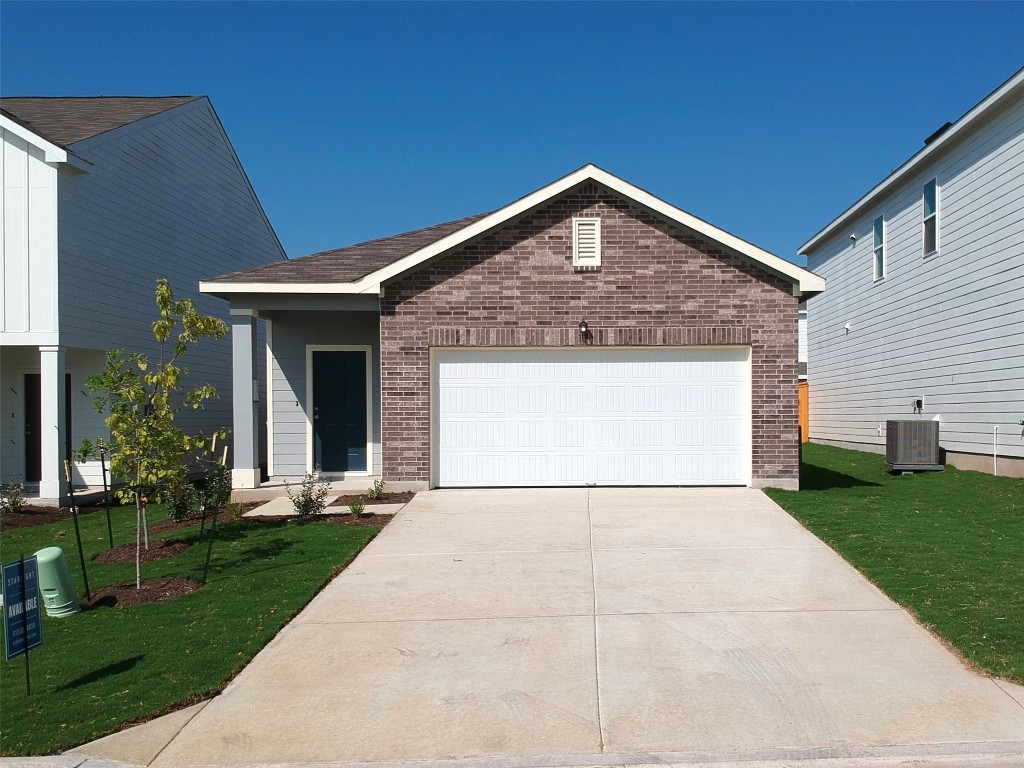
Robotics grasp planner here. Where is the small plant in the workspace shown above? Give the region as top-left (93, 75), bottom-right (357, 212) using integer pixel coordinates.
top-left (227, 501), bottom-right (246, 521)
top-left (367, 478), bottom-right (386, 501)
top-left (203, 461), bottom-right (232, 511)
top-left (348, 500), bottom-right (366, 517)
top-left (166, 479), bottom-right (202, 523)
top-left (286, 471), bottom-right (331, 517)
top-left (1, 483), bottom-right (25, 515)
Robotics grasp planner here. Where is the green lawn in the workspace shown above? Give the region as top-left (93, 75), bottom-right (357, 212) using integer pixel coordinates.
top-left (766, 443), bottom-right (1024, 683)
top-left (0, 504), bottom-right (379, 756)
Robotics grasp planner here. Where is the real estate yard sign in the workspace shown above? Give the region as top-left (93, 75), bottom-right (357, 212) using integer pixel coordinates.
top-left (4, 555), bottom-right (42, 693)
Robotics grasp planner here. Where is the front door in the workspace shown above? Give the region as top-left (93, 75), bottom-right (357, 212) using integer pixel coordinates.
top-left (311, 350), bottom-right (368, 473)
top-left (24, 373), bottom-right (72, 483)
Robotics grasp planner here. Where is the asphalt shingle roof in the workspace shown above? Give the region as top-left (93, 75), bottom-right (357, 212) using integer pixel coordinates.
top-left (207, 212), bottom-right (493, 285)
top-left (0, 96), bottom-right (199, 147)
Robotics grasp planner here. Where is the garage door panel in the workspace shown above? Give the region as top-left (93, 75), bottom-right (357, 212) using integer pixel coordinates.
top-left (435, 348), bottom-right (750, 487)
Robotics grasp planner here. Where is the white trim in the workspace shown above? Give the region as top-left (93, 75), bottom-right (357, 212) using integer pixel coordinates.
top-left (0, 114), bottom-right (67, 163)
top-left (0, 331), bottom-right (60, 346)
top-left (800, 67), bottom-right (1024, 254)
top-left (229, 308), bottom-right (259, 316)
top-left (304, 345), bottom-right (373, 477)
top-left (265, 318), bottom-right (274, 478)
top-left (922, 177), bottom-right (939, 258)
top-left (201, 165), bottom-right (825, 295)
top-left (872, 215), bottom-right (886, 282)
top-left (430, 345), bottom-right (753, 488)
top-left (201, 281), bottom-right (373, 295)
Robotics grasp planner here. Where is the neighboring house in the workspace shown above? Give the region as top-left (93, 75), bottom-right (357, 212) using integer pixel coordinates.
top-left (799, 68), bottom-right (1024, 477)
top-left (202, 165), bottom-right (823, 491)
top-left (1, 96), bottom-right (286, 500)
top-left (798, 299), bottom-right (809, 442)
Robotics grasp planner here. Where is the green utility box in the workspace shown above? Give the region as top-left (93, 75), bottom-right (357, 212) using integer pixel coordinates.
top-left (34, 546), bottom-right (81, 617)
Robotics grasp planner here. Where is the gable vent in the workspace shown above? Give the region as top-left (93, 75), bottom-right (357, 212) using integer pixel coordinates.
top-left (573, 217), bottom-right (602, 268)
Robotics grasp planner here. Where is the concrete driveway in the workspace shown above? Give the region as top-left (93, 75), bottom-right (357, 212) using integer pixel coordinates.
top-left (75, 488), bottom-right (1024, 766)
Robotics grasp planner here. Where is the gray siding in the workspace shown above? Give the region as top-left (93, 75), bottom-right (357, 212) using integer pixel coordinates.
top-left (267, 311), bottom-right (381, 477)
top-left (806, 88), bottom-right (1024, 460)
top-left (54, 97), bottom-right (283, 462)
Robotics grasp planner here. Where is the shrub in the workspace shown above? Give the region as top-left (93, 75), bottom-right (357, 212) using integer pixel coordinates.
top-left (349, 500), bottom-right (366, 517)
top-left (367, 479), bottom-right (386, 501)
top-left (286, 472), bottom-right (330, 517)
top-left (166, 480), bottom-right (203, 523)
top-left (1, 483), bottom-right (25, 514)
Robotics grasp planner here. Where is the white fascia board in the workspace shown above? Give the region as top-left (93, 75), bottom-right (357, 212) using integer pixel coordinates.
top-left (800, 68), bottom-right (1024, 255)
top-left (1, 114), bottom-right (67, 163)
top-left (585, 167), bottom-right (825, 293)
top-left (200, 280), bottom-right (377, 295)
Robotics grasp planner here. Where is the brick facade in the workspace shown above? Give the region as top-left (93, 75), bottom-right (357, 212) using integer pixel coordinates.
top-left (380, 183), bottom-right (799, 486)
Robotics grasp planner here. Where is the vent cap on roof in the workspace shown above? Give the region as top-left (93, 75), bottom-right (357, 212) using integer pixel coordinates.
top-left (924, 121), bottom-right (953, 146)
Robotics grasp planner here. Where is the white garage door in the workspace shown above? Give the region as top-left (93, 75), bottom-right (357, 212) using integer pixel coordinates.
top-left (435, 347), bottom-right (750, 487)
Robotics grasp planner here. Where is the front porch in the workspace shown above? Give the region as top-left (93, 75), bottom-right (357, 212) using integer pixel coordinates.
top-left (0, 344), bottom-right (111, 503)
top-left (223, 295), bottom-right (395, 493)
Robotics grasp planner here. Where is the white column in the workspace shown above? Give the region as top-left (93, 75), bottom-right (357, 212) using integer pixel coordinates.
top-left (38, 345), bottom-right (67, 500)
top-left (230, 310), bottom-right (260, 488)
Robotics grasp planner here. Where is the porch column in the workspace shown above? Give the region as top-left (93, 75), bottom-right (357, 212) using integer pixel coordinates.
top-left (230, 310), bottom-right (260, 488)
top-left (38, 345), bottom-right (67, 500)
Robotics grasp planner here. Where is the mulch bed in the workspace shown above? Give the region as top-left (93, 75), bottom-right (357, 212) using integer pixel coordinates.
top-left (314, 513), bottom-right (395, 528)
top-left (0, 504), bottom-right (108, 532)
top-left (331, 491), bottom-right (416, 507)
top-left (85, 576), bottom-right (202, 608)
top-left (93, 538), bottom-right (191, 564)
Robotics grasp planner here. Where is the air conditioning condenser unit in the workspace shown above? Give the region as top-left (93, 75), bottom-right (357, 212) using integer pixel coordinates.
top-left (885, 420), bottom-right (944, 472)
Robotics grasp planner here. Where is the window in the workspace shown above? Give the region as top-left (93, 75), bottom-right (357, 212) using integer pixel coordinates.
top-left (873, 216), bottom-right (885, 281)
top-left (572, 217), bottom-right (601, 268)
top-left (923, 178), bottom-right (938, 256)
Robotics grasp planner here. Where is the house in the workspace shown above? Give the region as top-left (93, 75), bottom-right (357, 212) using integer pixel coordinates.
top-left (798, 300), bottom-right (809, 442)
top-left (798, 68), bottom-right (1024, 477)
top-left (202, 165), bottom-right (823, 491)
top-left (1, 96), bottom-right (286, 501)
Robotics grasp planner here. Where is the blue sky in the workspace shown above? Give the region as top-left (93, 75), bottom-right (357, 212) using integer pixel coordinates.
top-left (3, 2), bottom-right (1022, 265)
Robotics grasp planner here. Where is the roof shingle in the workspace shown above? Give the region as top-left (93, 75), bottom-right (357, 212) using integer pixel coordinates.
top-left (207, 212), bottom-right (492, 285)
top-left (0, 96), bottom-right (199, 147)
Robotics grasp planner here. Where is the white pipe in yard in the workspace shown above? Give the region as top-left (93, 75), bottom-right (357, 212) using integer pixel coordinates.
top-left (993, 425), bottom-right (999, 476)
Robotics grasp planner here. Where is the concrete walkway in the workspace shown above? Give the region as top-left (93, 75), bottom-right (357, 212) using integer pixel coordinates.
top-left (67, 488), bottom-right (1024, 766)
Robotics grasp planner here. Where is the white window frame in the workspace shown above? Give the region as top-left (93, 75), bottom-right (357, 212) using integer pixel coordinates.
top-left (872, 215), bottom-right (886, 281)
top-left (572, 217), bottom-right (602, 268)
top-left (923, 178), bottom-right (939, 257)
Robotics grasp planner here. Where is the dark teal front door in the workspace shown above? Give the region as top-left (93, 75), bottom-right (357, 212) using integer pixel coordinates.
top-left (312, 350), bottom-right (367, 472)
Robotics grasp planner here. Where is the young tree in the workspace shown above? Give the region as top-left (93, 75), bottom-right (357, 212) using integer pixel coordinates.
top-left (83, 279), bottom-right (228, 588)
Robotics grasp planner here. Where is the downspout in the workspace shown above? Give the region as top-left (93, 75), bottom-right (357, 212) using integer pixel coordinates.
top-left (993, 425), bottom-right (999, 476)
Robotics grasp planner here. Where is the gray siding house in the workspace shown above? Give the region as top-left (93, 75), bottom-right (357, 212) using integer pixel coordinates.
top-left (799, 68), bottom-right (1024, 477)
top-left (203, 165), bottom-right (823, 492)
top-left (1, 97), bottom-right (285, 500)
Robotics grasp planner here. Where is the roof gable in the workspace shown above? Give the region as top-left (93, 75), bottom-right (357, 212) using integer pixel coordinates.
top-left (202, 165), bottom-right (824, 296)
top-left (0, 96), bottom-right (199, 147)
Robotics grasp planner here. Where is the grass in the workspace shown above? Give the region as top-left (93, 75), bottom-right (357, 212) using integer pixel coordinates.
top-left (766, 442), bottom-right (1024, 683)
top-left (0, 503), bottom-right (379, 756)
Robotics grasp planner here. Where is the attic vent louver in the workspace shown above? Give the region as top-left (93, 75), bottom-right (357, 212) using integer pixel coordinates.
top-left (573, 217), bottom-right (601, 268)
